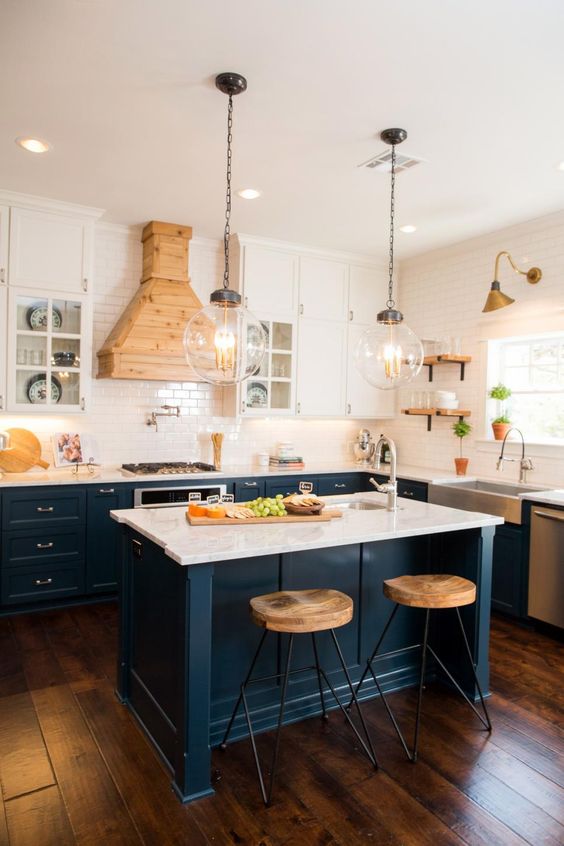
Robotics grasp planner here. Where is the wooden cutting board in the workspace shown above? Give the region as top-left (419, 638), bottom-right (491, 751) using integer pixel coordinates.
top-left (0, 428), bottom-right (50, 472)
top-left (187, 510), bottom-right (343, 526)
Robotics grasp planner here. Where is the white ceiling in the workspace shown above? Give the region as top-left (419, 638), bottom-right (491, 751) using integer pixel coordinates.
top-left (2, 0), bottom-right (564, 259)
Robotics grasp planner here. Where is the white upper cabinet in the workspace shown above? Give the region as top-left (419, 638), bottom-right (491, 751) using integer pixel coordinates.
top-left (0, 205), bottom-right (8, 287)
top-left (242, 244), bottom-right (298, 317)
top-left (296, 318), bottom-right (347, 416)
top-left (9, 207), bottom-right (93, 293)
top-left (345, 323), bottom-right (396, 419)
top-left (0, 284), bottom-right (6, 411)
top-left (299, 257), bottom-right (348, 321)
top-left (348, 264), bottom-right (388, 325)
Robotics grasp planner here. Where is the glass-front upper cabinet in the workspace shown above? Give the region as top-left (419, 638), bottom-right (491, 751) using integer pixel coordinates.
top-left (7, 289), bottom-right (90, 412)
top-left (224, 318), bottom-right (297, 416)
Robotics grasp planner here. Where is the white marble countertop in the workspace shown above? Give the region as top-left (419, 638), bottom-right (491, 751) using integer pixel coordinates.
top-left (520, 490), bottom-right (564, 506)
top-left (110, 491), bottom-right (503, 567)
top-left (0, 461), bottom-right (475, 487)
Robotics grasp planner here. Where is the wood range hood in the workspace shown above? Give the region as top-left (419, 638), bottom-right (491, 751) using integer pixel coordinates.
top-left (97, 221), bottom-right (204, 381)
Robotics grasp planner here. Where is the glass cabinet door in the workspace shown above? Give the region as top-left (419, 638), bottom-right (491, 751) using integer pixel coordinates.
top-left (9, 290), bottom-right (88, 412)
top-left (244, 319), bottom-right (295, 414)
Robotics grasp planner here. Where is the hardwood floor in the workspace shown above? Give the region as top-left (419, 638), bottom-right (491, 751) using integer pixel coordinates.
top-left (0, 604), bottom-right (562, 845)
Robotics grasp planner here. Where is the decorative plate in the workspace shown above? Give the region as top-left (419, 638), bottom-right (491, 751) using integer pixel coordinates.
top-left (247, 381), bottom-right (268, 407)
top-left (26, 305), bottom-right (63, 331)
top-left (26, 374), bottom-right (63, 404)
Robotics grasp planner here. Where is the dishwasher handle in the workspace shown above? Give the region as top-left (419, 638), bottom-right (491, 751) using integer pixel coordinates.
top-left (533, 509), bottom-right (564, 523)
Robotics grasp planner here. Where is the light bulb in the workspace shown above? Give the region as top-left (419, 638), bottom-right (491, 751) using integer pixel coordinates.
top-left (184, 301), bottom-right (266, 385)
top-left (355, 319), bottom-right (423, 389)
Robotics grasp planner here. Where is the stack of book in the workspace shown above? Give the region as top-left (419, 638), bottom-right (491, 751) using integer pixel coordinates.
top-left (269, 455), bottom-right (305, 470)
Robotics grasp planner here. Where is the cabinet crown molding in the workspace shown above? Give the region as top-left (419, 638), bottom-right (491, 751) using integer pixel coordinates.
top-left (0, 189), bottom-right (105, 220)
top-left (234, 233), bottom-right (387, 269)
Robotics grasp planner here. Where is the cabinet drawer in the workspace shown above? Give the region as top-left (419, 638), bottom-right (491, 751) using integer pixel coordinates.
top-left (2, 528), bottom-right (84, 568)
top-left (2, 565), bottom-right (84, 605)
top-left (317, 475), bottom-right (362, 496)
top-left (397, 480), bottom-right (428, 502)
top-left (2, 489), bottom-right (86, 530)
top-left (234, 479), bottom-right (266, 501)
top-left (265, 478), bottom-right (318, 498)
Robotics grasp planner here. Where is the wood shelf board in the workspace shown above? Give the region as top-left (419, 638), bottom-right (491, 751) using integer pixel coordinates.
top-left (401, 408), bottom-right (471, 417)
top-left (423, 355), bottom-right (472, 365)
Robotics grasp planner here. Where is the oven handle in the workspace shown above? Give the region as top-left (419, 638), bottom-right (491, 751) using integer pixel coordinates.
top-left (533, 510), bottom-right (564, 523)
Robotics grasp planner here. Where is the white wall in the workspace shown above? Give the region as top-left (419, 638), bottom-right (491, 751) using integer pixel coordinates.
top-left (1, 223), bottom-right (384, 468)
top-left (385, 210), bottom-right (564, 487)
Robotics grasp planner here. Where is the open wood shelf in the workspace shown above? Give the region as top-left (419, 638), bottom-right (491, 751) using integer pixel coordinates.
top-left (401, 407), bottom-right (471, 431)
top-left (423, 354), bottom-right (472, 382)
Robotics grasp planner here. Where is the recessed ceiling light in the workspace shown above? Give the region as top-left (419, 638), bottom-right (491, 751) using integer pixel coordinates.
top-left (399, 224), bottom-right (417, 233)
top-left (15, 137), bottom-right (51, 154)
top-left (557, 162), bottom-right (564, 172)
top-left (237, 188), bottom-right (261, 199)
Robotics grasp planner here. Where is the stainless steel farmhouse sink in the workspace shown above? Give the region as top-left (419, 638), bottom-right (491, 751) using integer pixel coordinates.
top-left (428, 479), bottom-right (548, 524)
top-left (329, 500), bottom-right (387, 511)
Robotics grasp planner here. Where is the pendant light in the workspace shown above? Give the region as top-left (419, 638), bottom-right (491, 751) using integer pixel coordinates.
top-left (184, 73), bottom-right (266, 385)
top-left (354, 129), bottom-right (423, 390)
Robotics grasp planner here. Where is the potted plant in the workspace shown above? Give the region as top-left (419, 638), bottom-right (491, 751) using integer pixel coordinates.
top-left (452, 420), bottom-right (472, 475)
top-left (488, 384), bottom-right (512, 440)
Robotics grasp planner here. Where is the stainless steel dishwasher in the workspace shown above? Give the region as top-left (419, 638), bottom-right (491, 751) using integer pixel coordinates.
top-left (528, 506), bottom-right (564, 628)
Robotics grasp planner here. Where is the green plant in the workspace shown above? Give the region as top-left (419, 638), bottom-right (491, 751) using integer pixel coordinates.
top-left (492, 415), bottom-right (511, 425)
top-left (452, 420), bottom-right (472, 456)
top-left (489, 383), bottom-right (512, 401)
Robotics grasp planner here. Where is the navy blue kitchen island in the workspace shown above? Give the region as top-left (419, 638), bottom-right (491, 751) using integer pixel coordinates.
top-left (112, 494), bottom-right (501, 803)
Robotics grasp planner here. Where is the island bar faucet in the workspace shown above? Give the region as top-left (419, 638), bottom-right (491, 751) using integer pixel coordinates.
top-left (369, 434), bottom-right (398, 511)
top-left (496, 427), bottom-right (533, 484)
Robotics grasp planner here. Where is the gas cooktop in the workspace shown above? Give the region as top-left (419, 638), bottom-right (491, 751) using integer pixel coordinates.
top-left (121, 461), bottom-right (217, 476)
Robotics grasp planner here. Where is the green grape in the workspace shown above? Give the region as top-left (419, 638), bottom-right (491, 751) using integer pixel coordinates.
top-left (276, 494), bottom-right (283, 500)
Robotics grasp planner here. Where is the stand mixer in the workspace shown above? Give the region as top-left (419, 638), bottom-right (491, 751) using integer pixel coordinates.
top-left (353, 429), bottom-right (375, 465)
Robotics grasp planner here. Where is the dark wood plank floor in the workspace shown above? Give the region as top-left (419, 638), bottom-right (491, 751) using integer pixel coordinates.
top-left (0, 604), bottom-right (562, 845)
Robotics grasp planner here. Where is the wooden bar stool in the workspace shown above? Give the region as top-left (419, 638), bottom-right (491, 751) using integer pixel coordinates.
top-left (353, 574), bottom-right (492, 762)
top-left (220, 588), bottom-right (378, 805)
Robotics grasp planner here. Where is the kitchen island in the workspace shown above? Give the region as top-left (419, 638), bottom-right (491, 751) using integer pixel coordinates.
top-left (111, 493), bottom-right (502, 803)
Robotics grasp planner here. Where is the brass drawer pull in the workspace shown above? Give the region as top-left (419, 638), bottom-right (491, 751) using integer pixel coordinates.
top-left (34, 578), bottom-right (53, 586)
top-left (36, 506), bottom-right (54, 513)
top-left (36, 542), bottom-right (54, 550)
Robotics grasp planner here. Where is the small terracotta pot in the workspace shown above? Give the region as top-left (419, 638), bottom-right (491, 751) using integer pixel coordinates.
top-left (492, 422), bottom-right (511, 441)
top-left (454, 458), bottom-right (469, 476)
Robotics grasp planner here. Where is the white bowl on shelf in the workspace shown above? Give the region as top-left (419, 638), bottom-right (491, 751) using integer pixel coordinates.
top-left (438, 399), bottom-right (459, 410)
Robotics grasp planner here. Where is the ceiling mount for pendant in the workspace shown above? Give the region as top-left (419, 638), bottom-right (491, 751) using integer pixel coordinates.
top-left (215, 72), bottom-right (248, 96)
top-left (380, 128), bottom-right (407, 146)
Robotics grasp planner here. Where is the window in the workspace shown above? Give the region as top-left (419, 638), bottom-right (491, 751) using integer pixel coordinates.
top-left (489, 333), bottom-right (564, 442)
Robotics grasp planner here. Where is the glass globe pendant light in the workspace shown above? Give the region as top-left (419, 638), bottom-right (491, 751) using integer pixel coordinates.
top-left (184, 73), bottom-right (266, 385)
top-left (354, 129), bottom-right (423, 390)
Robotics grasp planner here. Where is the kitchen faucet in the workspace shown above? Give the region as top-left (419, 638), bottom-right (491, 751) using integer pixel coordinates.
top-left (147, 405), bottom-right (181, 432)
top-left (369, 434), bottom-right (398, 511)
top-left (496, 427), bottom-right (533, 483)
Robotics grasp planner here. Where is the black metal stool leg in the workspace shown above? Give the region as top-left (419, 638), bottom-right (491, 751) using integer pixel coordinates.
top-left (311, 633), bottom-right (328, 720)
top-left (349, 603), bottom-right (400, 709)
top-left (412, 608), bottom-right (430, 763)
top-left (329, 629), bottom-right (379, 769)
top-left (455, 607), bottom-right (492, 731)
top-left (220, 629), bottom-right (268, 749)
top-left (266, 634), bottom-right (294, 806)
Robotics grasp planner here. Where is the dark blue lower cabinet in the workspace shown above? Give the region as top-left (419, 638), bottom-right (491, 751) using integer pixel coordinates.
top-left (317, 474), bottom-right (364, 496)
top-left (233, 478), bottom-right (265, 501)
top-left (491, 523), bottom-right (524, 618)
top-left (86, 486), bottom-right (132, 594)
top-left (265, 477), bottom-right (319, 498)
top-left (2, 564), bottom-right (84, 605)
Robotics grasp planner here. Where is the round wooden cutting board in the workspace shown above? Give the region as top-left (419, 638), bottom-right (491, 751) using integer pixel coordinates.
top-left (0, 428), bottom-right (50, 472)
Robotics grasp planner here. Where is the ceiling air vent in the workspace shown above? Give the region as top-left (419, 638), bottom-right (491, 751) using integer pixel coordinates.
top-left (358, 149), bottom-right (425, 172)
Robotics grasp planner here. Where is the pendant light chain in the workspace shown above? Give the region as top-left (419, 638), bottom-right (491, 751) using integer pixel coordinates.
top-left (223, 93), bottom-right (234, 289)
top-left (387, 143), bottom-right (396, 309)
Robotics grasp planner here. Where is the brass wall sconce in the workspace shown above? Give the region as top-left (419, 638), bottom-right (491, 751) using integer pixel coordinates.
top-left (482, 251), bottom-right (542, 313)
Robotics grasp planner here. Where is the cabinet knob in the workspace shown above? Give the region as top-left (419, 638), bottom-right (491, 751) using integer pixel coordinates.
top-left (34, 578), bottom-right (53, 586)
top-left (36, 542), bottom-right (54, 549)
top-left (36, 506), bottom-right (54, 513)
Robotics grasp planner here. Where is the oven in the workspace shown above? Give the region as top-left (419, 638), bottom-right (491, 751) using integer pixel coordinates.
top-left (133, 484), bottom-right (227, 508)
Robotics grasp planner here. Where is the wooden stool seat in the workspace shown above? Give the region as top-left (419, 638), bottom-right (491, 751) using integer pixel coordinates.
top-left (383, 574), bottom-right (476, 609)
top-left (250, 589), bottom-right (353, 633)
